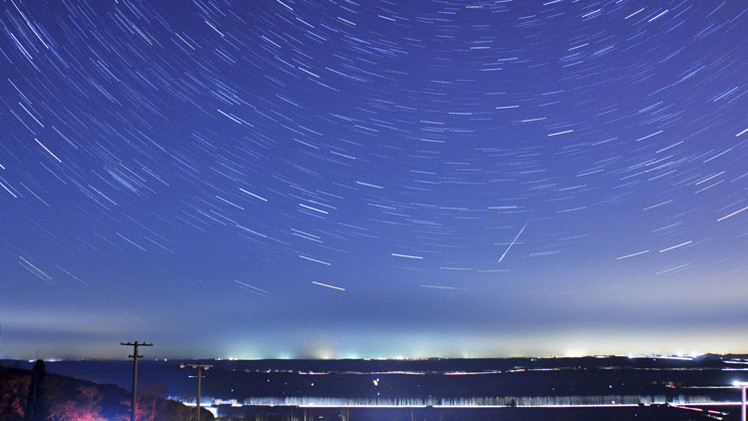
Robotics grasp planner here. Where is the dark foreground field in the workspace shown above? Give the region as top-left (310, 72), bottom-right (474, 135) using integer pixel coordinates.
top-left (216, 405), bottom-right (739, 420)
top-left (3, 355), bottom-right (747, 420)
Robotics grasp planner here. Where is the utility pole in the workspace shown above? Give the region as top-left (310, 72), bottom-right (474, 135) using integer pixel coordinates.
top-left (738, 382), bottom-right (748, 421)
top-left (121, 341), bottom-right (153, 421)
top-left (180, 363), bottom-right (212, 421)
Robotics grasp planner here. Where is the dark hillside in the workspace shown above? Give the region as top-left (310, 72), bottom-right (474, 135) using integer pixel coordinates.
top-left (0, 362), bottom-right (212, 421)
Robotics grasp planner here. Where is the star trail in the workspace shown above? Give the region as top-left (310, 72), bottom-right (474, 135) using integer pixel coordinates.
top-left (0, 0), bottom-right (745, 359)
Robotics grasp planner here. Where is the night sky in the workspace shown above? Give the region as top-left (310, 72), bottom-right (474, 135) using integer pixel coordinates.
top-left (1, 0), bottom-right (746, 360)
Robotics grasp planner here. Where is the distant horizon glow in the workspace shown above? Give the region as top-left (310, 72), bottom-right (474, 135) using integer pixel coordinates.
top-left (0, 1), bottom-right (745, 360)
top-left (5, 321), bottom-right (748, 360)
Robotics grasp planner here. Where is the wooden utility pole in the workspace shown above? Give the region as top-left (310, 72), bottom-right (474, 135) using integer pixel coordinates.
top-left (180, 363), bottom-right (212, 421)
top-left (121, 341), bottom-right (153, 421)
top-left (737, 381), bottom-right (748, 421)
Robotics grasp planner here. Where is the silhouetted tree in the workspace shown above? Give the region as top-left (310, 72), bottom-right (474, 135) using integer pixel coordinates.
top-left (47, 385), bottom-right (107, 421)
top-left (25, 360), bottom-right (47, 421)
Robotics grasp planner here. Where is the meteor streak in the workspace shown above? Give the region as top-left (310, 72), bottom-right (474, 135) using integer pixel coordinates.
top-left (499, 223), bottom-right (527, 264)
top-left (312, 281), bottom-right (346, 292)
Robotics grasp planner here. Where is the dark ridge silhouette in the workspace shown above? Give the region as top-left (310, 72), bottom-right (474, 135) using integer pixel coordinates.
top-left (0, 363), bottom-right (213, 421)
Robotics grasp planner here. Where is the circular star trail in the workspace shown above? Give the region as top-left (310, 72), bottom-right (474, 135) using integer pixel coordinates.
top-left (0, 0), bottom-right (745, 358)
